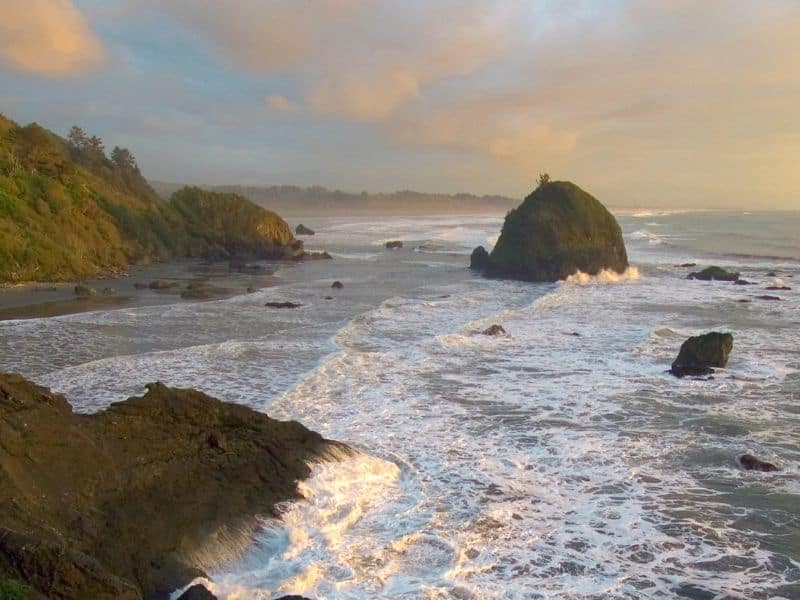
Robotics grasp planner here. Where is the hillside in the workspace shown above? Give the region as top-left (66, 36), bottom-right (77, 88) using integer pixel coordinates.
top-left (151, 181), bottom-right (517, 216)
top-left (0, 115), bottom-right (295, 283)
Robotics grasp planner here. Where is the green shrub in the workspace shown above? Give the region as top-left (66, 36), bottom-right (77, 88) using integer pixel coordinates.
top-left (0, 578), bottom-right (31, 600)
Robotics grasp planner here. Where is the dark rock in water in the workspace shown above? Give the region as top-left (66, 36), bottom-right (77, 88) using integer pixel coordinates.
top-left (737, 299), bottom-right (751, 303)
top-left (306, 251), bottom-right (332, 260)
top-left (757, 295), bottom-right (782, 301)
top-left (0, 373), bottom-right (343, 599)
top-left (149, 279), bottom-right (177, 290)
top-left (734, 279), bottom-right (754, 285)
top-left (102, 287), bottom-right (116, 296)
top-left (177, 583), bottom-right (217, 600)
top-left (470, 246), bottom-right (490, 270)
top-left (766, 285), bottom-right (791, 291)
top-left (273, 596), bottom-right (313, 600)
top-left (482, 324), bottom-right (507, 336)
top-left (687, 266), bottom-right (739, 282)
top-left (295, 224), bottom-right (315, 235)
top-left (331, 281), bottom-right (344, 289)
top-left (265, 301), bottom-right (302, 308)
top-left (385, 240), bottom-right (403, 249)
top-left (246, 286), bottom-right (257, 294)
top-left (739, 454), bottom-right (779, 472)
top-left (670, 332), bottom-right (733, 377)
top-left (283, 239), bottom-right (306, 260)
top-left (74, 284), bottom-right (95, 297)
top-left (482, 181), bottom-right (628, 282)
top-left (766, 271), bottom-right (777, 277)
top-left (324, 296), bottom-right (333, 300)
top-left (675, 263), bottom-right (697, 268)
top-left (133, 282), bottom-right (148, 289)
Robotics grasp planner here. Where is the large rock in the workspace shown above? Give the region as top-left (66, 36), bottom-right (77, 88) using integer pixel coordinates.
top-left (295, 224), bottom-right (315, 235)
top-left (480, 181), bottom-right (628, 282)
top-left (670, 332), bottom-right (733, 377)
top-left (0, 374), bottom-right (345, 599)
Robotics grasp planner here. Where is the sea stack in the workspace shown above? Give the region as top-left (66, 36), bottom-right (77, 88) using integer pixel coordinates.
top-left (473, 180), bottom-right (628, 282)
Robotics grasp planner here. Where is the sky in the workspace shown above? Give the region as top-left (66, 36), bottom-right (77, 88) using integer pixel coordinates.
top-left (1, 0), bottom-right (799, 209)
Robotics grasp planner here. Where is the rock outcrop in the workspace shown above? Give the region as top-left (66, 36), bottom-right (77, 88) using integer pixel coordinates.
top-left (687, 266), bottom-right (739, 282)
top-left (670, 332), bottom-right (733, 377)
top-left (295, 224), bottom-right (315, 235)
top-left (470, 246), bottom-right (490, 270)
top-left (476, 181), bottom-right (628, 282)
top-left (0, 373), bottom-right (344, 599)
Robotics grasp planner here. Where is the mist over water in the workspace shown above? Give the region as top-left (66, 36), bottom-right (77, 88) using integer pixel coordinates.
top-left (1, 211), bottom-right (798, 599)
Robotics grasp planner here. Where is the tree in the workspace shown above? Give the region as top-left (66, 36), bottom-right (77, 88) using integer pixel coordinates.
top-left (537, 172), bottom-right (551, 187)
top-left (87, 135), bottom-right (105, 157)
top-left (111, 146), bottom-right (137, 171)
top-left (67, 126), bottom-right (88, 152)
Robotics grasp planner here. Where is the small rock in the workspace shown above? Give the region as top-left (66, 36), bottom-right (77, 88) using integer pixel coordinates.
top-left (470, 246), bottom-right (490, 270)
top-left (756, 295), bottom-right (781, 301)
top-left (765, 286), bottom-right (791, 291)
top-left (739, 454), bottom-right (779, 472)
top-left (265, 301), bottom-right (302, 309)
top-left (101, 287), bottom-right (116, 296)
top-left (207, 431), bottom-right (227, 452)
top-left (766, 271), bottom-right (777, 277)
top-left (74, 285), bottom-right (95, 297)
top-left (324, 296), bottom-right (333, 300)
top-left (385, 240), bottom-right (403, 249)
top-left (687, 266), bottom-right (739, 282)
top-left (675, 262), bottom-right (697, 268)
top-left (331, 281), bottom-right (344, 289)
top-left (737, 299), bottom-right (751, 303)
top-left (273, 596), bottom-right (313, 600)
top-left (246, 286), bottom-right (257, 294)
top-left (670, 332), bottom-right (733, 378)
top-left (734, 279), bottom-right (753, 286)
top-left (482, 324), bottom-right (506, 336)
top-left (295, 224), bottom-right (315, 235)
top-left (177, 584), bottom-right (218, 600)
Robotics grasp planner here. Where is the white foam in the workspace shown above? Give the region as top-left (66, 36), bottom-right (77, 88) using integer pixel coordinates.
top-left (565, 266), bottom-right (641, 284)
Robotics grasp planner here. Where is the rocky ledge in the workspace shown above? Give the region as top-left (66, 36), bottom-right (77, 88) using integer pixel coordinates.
top-left (472, 181), bottom-right (628, 282)
top-left (0, 374), bottom-right (347, 599)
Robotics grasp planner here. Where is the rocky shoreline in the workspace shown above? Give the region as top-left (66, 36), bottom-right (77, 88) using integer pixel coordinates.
top-left (0, 374), bottom-right (349, 599)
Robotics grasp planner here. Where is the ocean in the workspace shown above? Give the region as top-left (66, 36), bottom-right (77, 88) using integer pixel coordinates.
top-left (1, 210), bottom-right (798, 599)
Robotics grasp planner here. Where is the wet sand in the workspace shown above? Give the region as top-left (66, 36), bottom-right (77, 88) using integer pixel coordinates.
top-left (0, 260), bottom-right (283, 321)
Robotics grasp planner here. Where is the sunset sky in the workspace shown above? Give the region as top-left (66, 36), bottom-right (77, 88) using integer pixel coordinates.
top-left (1, 0), bottom-right (799, 208)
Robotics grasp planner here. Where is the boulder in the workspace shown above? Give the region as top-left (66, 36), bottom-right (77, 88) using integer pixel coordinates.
top-left (177, 583), bottom-right (218, 599)
top-left (0, 373), bottom-right (344, 599)
top-left (385, 241), bottom-right (403, 249)
top-left (470, 246), bottom-right (490, 270)
top-left (670, 332), bottom-right (733, 377)
top-left (482, 324), bottom-right (507, 336)
top-left (738, 454), bottom-right (779, 472)
top-left (74, 285), bottom-right (95, 297)
top-left (265, 301), bottom-right (302, 309)
top-left (331, 281), bottom-right (344, 289)
top-left (295, 224), bottom-right (315, 235)
top-left (481, 181), bottom-right (628, 282)
top-left (687, 266), bottom-right (739, 282)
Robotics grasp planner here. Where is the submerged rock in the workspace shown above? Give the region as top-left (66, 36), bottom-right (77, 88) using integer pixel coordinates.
top-left (670, 332), bottom-right (733, 377)
top-left (482, 324), bottom-right (507, 336)
top-left (0, 373), bottom-right (343, 599)
top-left (739, 454), bottom-right (780, 472)
top-left (687, 266), bottom-right (739, 282)
top-left (74, 284), bottom-right (95, 297)
top-left (265, 301), bottom-right (302, 308)
top-left (295, 224), bottom-right (315, 235)
top-left (470, 246), bottom-right (490, 270)
top-left (480, 181), bottom-right (628, 282)
top-left (385, 240), bottom-right (403, 249)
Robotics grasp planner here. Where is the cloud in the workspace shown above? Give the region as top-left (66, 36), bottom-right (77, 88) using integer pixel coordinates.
top-left (266, 94), bottom-right (297, 112)
top-left (0, 0), bottom-right (105, 76)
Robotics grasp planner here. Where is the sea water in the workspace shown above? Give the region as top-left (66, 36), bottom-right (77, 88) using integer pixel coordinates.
top-left (0, 211), bottom-right (798, 599)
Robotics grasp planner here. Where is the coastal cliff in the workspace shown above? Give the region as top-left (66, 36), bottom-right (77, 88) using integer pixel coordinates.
top-left (0, 373), bottom-right (347, 599)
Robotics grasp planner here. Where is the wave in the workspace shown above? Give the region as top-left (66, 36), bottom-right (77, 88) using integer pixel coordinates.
top-left (629, 229), bottom-right (665, 245)
top-left (565, 266), bottom-right (641, 284)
